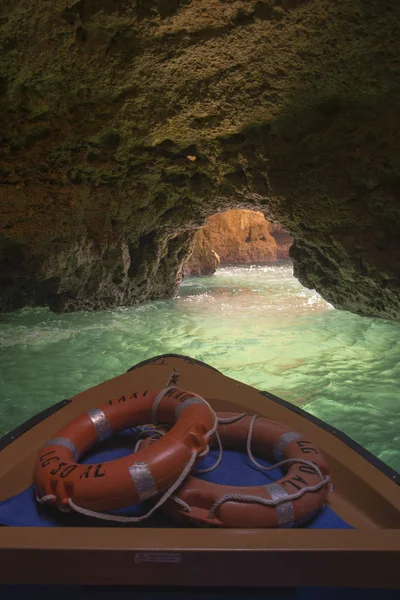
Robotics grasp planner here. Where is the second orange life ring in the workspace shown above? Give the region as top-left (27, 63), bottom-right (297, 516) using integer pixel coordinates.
top-left (34, 387), bottom-right (216, 513)
top-left (141, 412), bottom-right (331, 528)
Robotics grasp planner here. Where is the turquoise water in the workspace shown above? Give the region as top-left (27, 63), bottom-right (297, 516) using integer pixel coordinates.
top-left (0, 261), bottom-right (399, 471)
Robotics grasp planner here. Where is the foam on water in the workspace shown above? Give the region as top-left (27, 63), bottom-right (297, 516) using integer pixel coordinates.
top-left (0, 261), bottom-right (399, 471)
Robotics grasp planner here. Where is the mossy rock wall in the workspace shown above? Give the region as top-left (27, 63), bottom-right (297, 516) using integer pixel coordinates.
top-left (0, 0), bottom-right (399, 318)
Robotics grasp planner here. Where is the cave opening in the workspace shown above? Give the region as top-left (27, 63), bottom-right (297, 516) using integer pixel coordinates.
top-left (181, 209), bottom-right (294, 278)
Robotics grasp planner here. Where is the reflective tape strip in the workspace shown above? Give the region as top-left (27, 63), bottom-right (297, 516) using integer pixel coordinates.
top-left (273, 431), bottom-right (304, 461)
top-left (87, 408), bottom-right (112, 442)
top-left (42, 437), bottom-right (80, 462)
top-left (151, 387), bottom-right (178, 424)
top-left (264, 482), bottom-right (294, 528)
top-left (175, 397), bottom-right (206, 419)
top-left (128, 462), bottom-right (158, 501)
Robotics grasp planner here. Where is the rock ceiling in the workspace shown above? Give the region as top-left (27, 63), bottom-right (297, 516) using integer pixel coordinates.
top-left (0, 1), bottom-right (399, 318)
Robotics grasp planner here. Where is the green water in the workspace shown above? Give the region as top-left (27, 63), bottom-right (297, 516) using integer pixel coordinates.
top-left (0, 261), bottom-right (399, 471)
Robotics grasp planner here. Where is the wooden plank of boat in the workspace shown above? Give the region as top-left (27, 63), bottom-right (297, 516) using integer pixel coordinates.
top-left (0, 354), bottom-right (399, 588)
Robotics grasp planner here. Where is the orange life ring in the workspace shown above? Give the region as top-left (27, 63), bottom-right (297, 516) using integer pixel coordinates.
top-left (34, 387), bottom-right (216, 513)
top-left (141, 412), bottom-right (331, 528)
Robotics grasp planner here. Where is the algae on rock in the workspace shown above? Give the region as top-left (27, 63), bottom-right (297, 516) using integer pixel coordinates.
top-left (0, 0), bottom-right (399, 318)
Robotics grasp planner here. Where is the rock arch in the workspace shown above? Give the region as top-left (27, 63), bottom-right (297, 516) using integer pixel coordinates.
top-left (0, 0), bottom-right (399, 318)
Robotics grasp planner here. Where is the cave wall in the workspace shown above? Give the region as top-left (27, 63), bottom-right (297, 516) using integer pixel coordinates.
top-left (183, 210), bottom-right (292, 276)
top-left (182, 227), bottom-right (220, 277)
top-left (0, 0), bottom-right (399, 318)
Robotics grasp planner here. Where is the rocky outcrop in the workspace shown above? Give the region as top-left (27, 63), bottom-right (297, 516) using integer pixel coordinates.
top-left (0, 1), bottom-right (399, 318)
top-left (269, 224), bottom-right (293, 260)
top-left (183, 210), bottom-right (292, 275)
top-left (182, 231), bottom-right (220, 277)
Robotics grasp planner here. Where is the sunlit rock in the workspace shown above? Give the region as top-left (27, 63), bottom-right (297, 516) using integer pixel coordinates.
top-left (182, 229), bottom-right (220, 277)
top-left (183, 210), bottom-right (292, 275)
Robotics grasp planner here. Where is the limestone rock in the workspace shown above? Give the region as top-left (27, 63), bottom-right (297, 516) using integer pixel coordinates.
top-left (182, 231), bottom-right (220, 277)
top-left (0, 0), bottom-right (399, 318)
top-left (183, 210), bottom-right (292, 275)
top-left (269, 223), bottom-right (293, 260)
